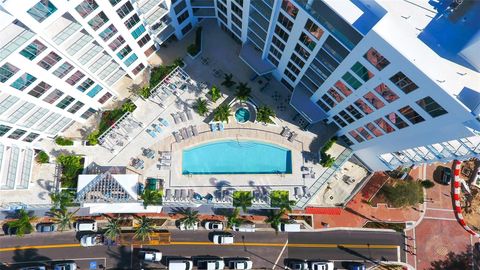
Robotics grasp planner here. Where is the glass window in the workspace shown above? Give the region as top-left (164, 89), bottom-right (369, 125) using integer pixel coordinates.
top-left (416, 97), bottom-right (447, 118)
top-left (390, 72), bottom-right (418, 94)
top-left (281, 0), bottom-right (298, 18)
top-left (349, 130), bottom-right (364, 143)
top-left (342, 72), bottom-right (362, 90)
top-left (27, 0), bottom-right (57, 22)
top-left (399, 106), bottom-right (425, 124)
top-left (21, 107), bottom-right (47, 128)
top-left (66, 70), bottom-right (85, 86)
top-left (365, 123), bottom-right (383, 137)
top-left (37, 51), bottom-right (61, 70)
top-left (137, 34), bottom-right (151, 47)
top-left (87, 85), bottom-right (103, 97)
top-left (375, 118), bottom-right (395, 133)
top-left (327, 88), bottom-right (343, 103)
top-left (385, 112), bottom-right (409, 129)
top-left (75, 0), bottom-right (98, 18)
top-left (109, 35), bottom-right (125, 51)
top-left (80, 108), bottom-right (97, 119)
top-left (10, 73), bottom-right (37, 90)
top-left (299, 32), bottom-right (316, 51)
top-left (295, 44), bottom-right (310, 60)
top-left (56, 96), bottom-right (75, 109)
top-left (0, 96), bottom-right (19, 115)
top-left (124, 14), bottom-right (140, 29)
top-left (231, 1), bottom-right (242, 17)
top-left (354, 99), bottom-right (373, 115)
top-left (283, 69), bottom-right (297, 82)
top-left (363, 47), bottom-right (390, 71)
top-left (0, 124), bottom-right (12, 136)
top-left (28, 81), bottom-right (51, 98)
top-left (339, 135), bottom-right (354, 146)
top-left (177, 10), bottom-right (189, 24)
top-left (116, 2), bottom-right (134, 19)
top-left (19, 40), bottom-right (47, 60)
top-left (43, 89), bottom-right (63, 104)
top-left (98, 92), bottom-right (113, 104)
top-left (334, 81), bottom-right (352, 97)
top-left (304, 19), bottom-right (323, 39)
top-left (333, 115), bottom-right (346, 127)
top-left (131, 25), bottom-right (146, 39)
top-left (374, 83), bottom-right (399, 103)
top-left (0, 63), bottom-right (19, 83)
top-left (351, 62), bottom-right (373, 82)
top-left (67, 101), bottom-right (85, 114)
top-left (124, 53), bottom-right (138, 67)
top-left (99, 24), bottom-right (118, 41)
top-left (174, 0), bottom-right (187, 14)
top-left (132, 63), bottom-right (145, 75)
top-left (290, 54), bottom-right (304, 68)
top-left (315, 99), bottom-right (330, 113)
top-left (144, 45), bottom-right (156, 57)
top-left (278, 12), bottom-right (293, 31)
top-left (363, 92), bottom-right (384, 109)
top-left (272, 36), bottom-right (285, 51)
top-left (268, 54), bottom-right (279, 67)
top-left (23, 132), bottom-right (40, 142)
top-left (77, 78), bottom-right (94, 92)
top-left (321, 94), bottom-right (335, 108)
top-left (274, 26), bottom-right (289, 42)
top-left (287, 62), bottom-right (300, 75)
top-left (339, 110), bottom-right (354, 124)
top-left (346, 105), bottom-right (363, 120)
top-left (7, 102), bottom-right (34, 123)
top-left (53, 62), bottom-right (74, 78)
top-left (8, 129), bottom-right (26, 140)
top-left (116, 45), bottom-right (132, 60)
top-left (109, 0), bottom-right (122, 6)
top-left (88, 12), bottom-right (109, 30)
top-left (356, 127), bottom-right (372, 140)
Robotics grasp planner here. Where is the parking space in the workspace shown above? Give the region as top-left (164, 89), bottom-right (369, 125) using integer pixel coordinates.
top-left (2, 257), bottom-right (107, 270)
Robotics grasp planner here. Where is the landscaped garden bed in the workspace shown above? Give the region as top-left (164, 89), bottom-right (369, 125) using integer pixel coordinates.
top-left (57, 154), bottom-right (84, 188)
top-left (370, 179), bottom-right (424, 208)
top-left (187, 27), bottom-right (203, 58)
top-left (363, 221), bottom-right (406, 232)
top-left (55, 137), bottom-right (74, 146)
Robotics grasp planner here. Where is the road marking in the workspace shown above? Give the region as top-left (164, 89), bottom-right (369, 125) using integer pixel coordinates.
top-left (397, 246), bottom-right (401, 262)
top-left (423, 216), bottom-right (457, 221)
top-left (0, 243), bottom-right (80, 252)
top-left (272, 240), bottom-right (288, 270)
top-left (130, 244), bottom-right (134, 270)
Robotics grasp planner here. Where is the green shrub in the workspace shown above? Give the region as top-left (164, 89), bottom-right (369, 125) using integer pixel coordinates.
top-left (321, 136), bottom-right (337, 153)
top-left (36, 151), bottom-right (49, 164)
top-left (122, 100), bottom-right (137, 112)
top-left (187, 27), bottom-right (203, 56)
top-left (55, 137), bottom-right (74, 146)
top-left (150, 65), bottom-right (176, 88)
top-left (320, 153), bottom-right (335, 168)
top-left (187, 44), bottom-right (199, 56)
top-left (57, 155), bottom-right (84, 188)
top-left (209, 86), bottom-right (221, 102)
top-left (421, 179), bottom-right (435, 189)
top-left (382, 180), bottom-right (424, 208)
top-left (87, 130), bottom-right (99, 146)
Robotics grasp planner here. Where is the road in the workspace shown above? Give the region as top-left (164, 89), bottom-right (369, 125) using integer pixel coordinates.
top-left (0, 230), bottom-right (404, 269)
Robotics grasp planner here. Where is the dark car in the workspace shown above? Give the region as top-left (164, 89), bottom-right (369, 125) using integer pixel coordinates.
top-left (348, 262), bottom-right (366, 270)
top-left (36, 223), bottom-right (57, 233)
top-left (441, 167), bottom-right (452, 185)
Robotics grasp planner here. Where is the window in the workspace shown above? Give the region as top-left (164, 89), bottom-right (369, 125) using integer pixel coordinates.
top-left (109, 35), bottom-right (125, 51)
top-left (75, 0), bottom-right (98, 18)
top-left (77, 78), bottom-right (94, 92)
top-left (374, 83), bottom-right (399, 103)
top-left (334, 81), bottom-right (352, 97)
top-left (231, 13), bottom-right (241, 27)
top-left (56, 96), bottom-right (75, 109)
top-left (287, 62), bottom-right (300, 75)
top-left (366, 123), bottom-right (383, 137)
top-left (339, 110), bottom-right (354, 124)
top-left (174, 0), bottom-right (187, 14)
top-left (80, 108), bottom-right (97, 119)
top-left (277, 13), bottom-right (293, 31)
top-left (144, 45), bottom-right (156, 57)
top-left (390, 72), bottom-right (418, 94)
top-left (181, 23), bottom-right (192, 35)
top-left (217, 1), bottom-right (227, 15)
top-left (333, 115), bottom-right (346, 127)
top-left (124, 14), bottom-right (140, 29)
top-left (295, 44), bottom-right (310, 60)
top-left (349, 130), bottom-right (364, 143)
top-left (385, 112), bottom-right (409, 129)
top-left (327, 88), bottom-right (343, 103)
top-left (19, 40), bottom-right (47, 60)
top-left (131, 25), bottom-right (146, 39)
top-left (275, 26), bottom-right (289, 42)
top-left (137, 34), bottom-right (151, 47)
top-left (0, 96), bottom-right (19, 115)
top-left (280, 78), bottom-right (294, 91)
top-left (7, 102), bottom-right (34, 123)
top-left (351, 62), bottom-right (373, 82)
top-left (299, 33), bottom-right (316, 50)
top-left (231, 2), bottom-right (242, 17)
top-left (416, 96), bottom-right (448, 118)
top-left (281, 0), bottom-right (298, 18)
top-left (284, 69), bottom-right (297, 82)
top-left (11, 73), bottom-right (37, 90)
top-left (177, 10), bottom-right (189, 24)
top-left (304, 19), bottom-right (323, 39)
top-left (290, 54), bottom-right (304, 68)
top-left (66, 71), bottom-right (85, 86)
top-left (272, 36), bottom-right (285, 51)
top-left (88, 12), bottom-right (109, 30)
top-left (23, 132), bottom-right (40, 142)
top-left (87, 85), bottom-right (103, 97)
top-left (124, 53), bottom-right (138, 67)
top-left (321, 94), bottom-right (335, 108)
top-left (53, 62), bottom-right (74, 78)
top-left (363, 92), bottom-right (384, 109)
top-left (43, 89), bottom-right (63, 104)
top-left (354, 99), bottom-right (373, 115)
top-left (399, 106), bottom-right (425, 124)
top-left (67, 101), bottom-right (85, 114)
top-left (339, 135), bottom-right (354, 146)
top-left (116, 45), bottom-right (132, 60)
top-left (218, 11), bottom-right (227, 24)
top-left (27, 0), bottom-right (57, 22)
top-left (116, 2), bottom-right (134, 19)
top-left (356, 127), bottom-right (372, 140)
top-left (132, 63), bottom-right (145, 75)
top-left (364, 48), bottom-right (390, 71)
top-left (109, 0), bottom-right (122, 6)
top-left (0, 63), bottom-right (19, 83)
top-left (0, 125), bottom-right (12, 136)
top-left (8, 129), bottom-right (26, 140)
top-left (342, 72), bottom-right (362, 89)
top-left (21, 108), bottom-right (47, 128)
top-left (37, 51), bottom-right (61, 70)
top-left (28, 81), bottom-right (51, 98)
top-left (268, 54), bottom-right (279, 67)
top-left (99, 25), bottom-right (117, 41)
top-left (375, 118), bottom-right (395, 133)
top-left (98, 92), bottom-right (113, 104)
top-left (346, 105), bottom-right (363, 120)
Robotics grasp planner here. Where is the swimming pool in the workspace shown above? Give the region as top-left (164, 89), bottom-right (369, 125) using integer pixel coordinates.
top-left (182, 140), bottom-right (292, 174)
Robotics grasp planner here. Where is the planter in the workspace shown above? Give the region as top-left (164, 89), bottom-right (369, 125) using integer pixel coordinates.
top-left (187, 27), bottom-right (203, 59)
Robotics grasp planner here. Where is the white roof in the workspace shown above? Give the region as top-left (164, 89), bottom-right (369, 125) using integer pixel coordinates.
top-left (77, 173), bottom-right (139, 199)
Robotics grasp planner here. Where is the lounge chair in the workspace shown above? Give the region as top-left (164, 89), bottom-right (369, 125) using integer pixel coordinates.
top-left (288, 131), bottom-right (298, 142)
top-left (159, 118), bottom-right (169, 126)
top-left (164, 189), bottom-right (172, 201)
top-left (294, 187), bottom-right (301, 199)
top-left (253, 190), bottom-right (260, 203)
top-left (186, 126), bottom-right (194, 137)
top-left (281, 126), bottom-right (290, 137)
top-left (180, 189), bottom-right (187, 201)
top-left (171, 113), bottom-right (180, 124)
top-left (188, 189), bottom-right (194, 201)
top-left (174, 189), bottom-right (181, 201)
top-left (153, 124), bottom-right (162, 133)
top-left (146, 129), bottom-right (157, 138)
top-left (210, 123), bottom-right (217, 132)
top-left (302, 186), bottom-right (311, 198)
top-left (218, 123), bottom-right (224, 131)
top-left (179, 111), bottom-right (187, 122)
top-left (173, 131), bottom-right (182, 143)
top-left (185, 110), bottom-right (193, 120)
top-left (180, 127), bottom-right (189, 139)
top-left (191, 125), bottom-right (199, 136)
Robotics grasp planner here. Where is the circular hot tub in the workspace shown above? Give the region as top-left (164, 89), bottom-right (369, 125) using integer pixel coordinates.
top-left (235, 107), bottom-right (250, 124)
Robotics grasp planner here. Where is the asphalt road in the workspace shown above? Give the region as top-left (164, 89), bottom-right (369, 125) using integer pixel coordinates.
top-left (0, 230), bottom-right (404, 269)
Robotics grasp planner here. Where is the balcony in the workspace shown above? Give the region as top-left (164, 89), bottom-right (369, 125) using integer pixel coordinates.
top-left (150, 17), bottom-right (172, 36)
top-left (138, 0), bottom-right (165, 15)
top-left (145, 6), bottom-right (169, 25)
top-left (193, 8), bottom-right (216, 17)
top-left (251, 0), bottom-right (272, 20)
top-left (155, 25), bottom-right (175, 45)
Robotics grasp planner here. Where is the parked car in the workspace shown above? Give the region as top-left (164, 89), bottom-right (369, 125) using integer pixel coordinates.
top-left (198, 259), bottom-right (225, 270)
top-left (278, 222), bottom-right (301, 232)
top-left (139, 249), bottom-right (162, 262)
top-left (212, 232), bottom-right (234, 245)
top-left (286, 259), bottom-right (308, 270)
top-left (36, 223), bottom-right (57, 233)
top-left (80, 234), bottom-right (104, 247)
top-left (179, 221), bottom-right (199, 231)
top-left (232, 223), bottom-right (255, 232)
top-left (309, 261), bottom-right (334, 270)
top-left (440, 167), bottom-right (452, 185)
top-left (228, 259), bottom-right (253, 269)
top-left (347, 262), bottom-right (366, 270)
top-left (205, 221), bottom-right (224, 230)
top-left (52, 262), bottom-right (77, 270)
top-left (75, 220), bottom-right (97, 232)
top-left (17, 265), bottom-right (46, 270)
top-left (168, 259), bottom-right (193, 270)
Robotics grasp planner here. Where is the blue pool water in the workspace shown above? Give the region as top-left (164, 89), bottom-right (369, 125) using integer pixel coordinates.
top-left (235, 108), bottom-right (250, 123)
top-left (182, 140), bottom-right (292, 174)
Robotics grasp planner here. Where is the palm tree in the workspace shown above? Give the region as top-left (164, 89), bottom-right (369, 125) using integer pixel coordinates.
top-left (177, 208), bottom-right (200, 229)
top-left (213, 104), bottom-right (232, 123)
top-left (256, 106), bottom-right (276, 124)
top-left (49, 190), bottom-right (74, 212)
top-left (140, 189), bottom-right (163, 209)
top-left (173, 57), bottom-right (184, 68)
top-left (226, 208), bottom-right (241, 229)
top-left (233, 191), bottom-right (253, 213)
top-left (235, 82), bottom-right (251, 102)
top-left (221, 73), bottom-right (236, 88)
top-left (7, 209), bottom-right (36, 237)
top-left (270, 191), bottom-right (296, 213)
top-left (122, 100), bottom-right (136, 113)
top-left (104, 216), bottom-right (122, 241)
top-left (266, 210), bottom-right (285, 233)
top-left (134, 216), bottom-right (155, 242)
top-left (194, 98), bottom-right (209, 116)
top-left (52, 208), bottom-right (79, 231)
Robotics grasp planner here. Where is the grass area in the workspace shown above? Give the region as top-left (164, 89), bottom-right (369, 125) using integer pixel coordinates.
top-left (380, 180), bottom-right (424, 208)
top-left (364, 221), bottom-right (406, 232)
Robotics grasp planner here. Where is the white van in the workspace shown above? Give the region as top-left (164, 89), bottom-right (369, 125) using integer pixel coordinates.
top-left (168, 260), bottom-right (193, 270)
top-left (212, 232), bottom-right (234, 244)
top-left (75, 220), bottom-right (97, 232)
top-left (278, 222), bottom-right (301, 232)
top-left (232, 223), bottom-right (255, 232)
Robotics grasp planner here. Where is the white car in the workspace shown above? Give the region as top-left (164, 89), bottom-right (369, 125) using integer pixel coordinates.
top-left (198, 260), bottom-right (225, 270)
top-left (212, 232), bottom-right (234, 245)
top-left (309, 261), bottom-right (334, 270)
top-left (168, 259), bottom-right (193, 270)
top-left (228, 259), bottom-right (253, 269)
top-left (75, 220), bottom-right (97, 232)
top-left (205, 221), bottom-right (224, 230)
top-left (18, 266), bottom-right (46, 270)
top-left (286, 260), bottom-right (308, 270)
top-left (179, 221), bottom-right (199, 231)
top-left (80, 234), bottom-right (103, 247)
top-left (140, 249), bottom-right (162, 262)
top-left (52, 262), bottom-right (77, 270)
